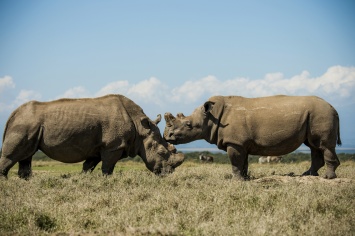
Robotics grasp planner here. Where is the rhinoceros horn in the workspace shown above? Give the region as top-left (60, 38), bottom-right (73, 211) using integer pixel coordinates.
top-left (176, 113), bottom-right (185, 119)
top-left (164, 112), bottom-right (175, 127)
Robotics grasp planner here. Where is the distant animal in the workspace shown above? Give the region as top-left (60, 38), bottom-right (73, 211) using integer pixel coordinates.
top-left (0, 94), bottom-right (184, 179)
top-left (259, 156), bottom-right (283, 164)
top-left (199, 154), bottom-right (214, 163)
top-left (164, 95), bottom-right (341, 180)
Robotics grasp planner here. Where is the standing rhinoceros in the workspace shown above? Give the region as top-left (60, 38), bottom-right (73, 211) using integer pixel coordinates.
top-left (164, 95), bottom-right (341, 180)
top-left (0, 94), bottom-right (184, 179)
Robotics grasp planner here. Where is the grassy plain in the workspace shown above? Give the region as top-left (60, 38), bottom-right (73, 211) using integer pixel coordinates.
top-left (1, 153), bottom-right (355, 236)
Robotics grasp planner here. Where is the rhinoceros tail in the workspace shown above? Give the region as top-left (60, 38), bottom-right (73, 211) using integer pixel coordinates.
top-left (336, 113), bottom-right (342, 146)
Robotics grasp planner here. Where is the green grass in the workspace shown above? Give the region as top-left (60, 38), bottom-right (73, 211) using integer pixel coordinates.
top-left (1, 156), bottom-right (355, 236)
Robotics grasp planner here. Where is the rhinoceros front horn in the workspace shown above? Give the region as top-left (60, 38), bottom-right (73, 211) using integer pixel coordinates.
top-left (164, 112), bottom-right (175, 127)
top-left (169, 152), bottom-right (185, 168)
top-left (152, 114), bottom-right (161, 125)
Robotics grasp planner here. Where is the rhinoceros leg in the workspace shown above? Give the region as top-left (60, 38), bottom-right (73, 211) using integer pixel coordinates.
top-left (18, 156), bottom-right (33, 180)
top-left (302, 146), bottom-right (324, 176)
top-left (101, 149), bottom-right (123, 175)
top-left (82, 156), bottom-right (101, 173)
top-left (0, 126), bottom-right (42, 179)
top-left (323, 148), bottom-right (340, 179)
top-left (0, 156), bottom-right (17, 178)
top-left (227, 145), bottom-right (249, 180)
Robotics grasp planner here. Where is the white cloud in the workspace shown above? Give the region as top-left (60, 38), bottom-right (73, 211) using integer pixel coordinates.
top-left (170, 76), bottom-right (221, 103)
top-left (170, 65), bottom-right (355, 106)
top-left (2, 65), bottom-right (354, 115)
top-left (59, 77), bottom-right (169, 107)
top-left (0, 76), bottom-right (42, 112)
top-left (0, 75), bottom-right (15, 93)
top-left (0, 89), bottom-right (42, 112)
top-left (13, 90), bottom-right (42, 107)
top-left (127, 77), bottom-right (168, 106)
top-left (56, 86), bottom-right (91, 99)
top-left (95, 80), bottom-right (130, 97)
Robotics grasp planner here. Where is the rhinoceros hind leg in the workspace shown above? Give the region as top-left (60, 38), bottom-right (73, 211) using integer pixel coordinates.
top-left (82, 156), bottom-right (101, 173)
top-left (323, 148), bottom-right (340, 179)
top-left (18, 156), bottom-right (33, 179)
top-left (0, 156), bottom-right (17, 178)
top-left (302, 146), bottom-right (324, 176)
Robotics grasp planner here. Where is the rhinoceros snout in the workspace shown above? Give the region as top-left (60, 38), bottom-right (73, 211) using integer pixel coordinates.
top-left (164, 130), bottom-right (176, 141)
top-left (157, 152), bottom-right (185, 176)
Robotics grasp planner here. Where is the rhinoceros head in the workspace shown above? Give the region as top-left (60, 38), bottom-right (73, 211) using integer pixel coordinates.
top-left (164, 101), bottom-right (218, 144)
top-left (163, 107), bottom-right (208, 145)
top-left (137, 114), bottom-right (185, 175)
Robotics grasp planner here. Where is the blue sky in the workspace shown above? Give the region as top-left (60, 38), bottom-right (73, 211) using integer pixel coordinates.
top-left (1, 0), bottom-right (355, 148)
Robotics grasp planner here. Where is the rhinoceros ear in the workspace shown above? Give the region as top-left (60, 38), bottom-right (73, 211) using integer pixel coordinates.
top-left (203, 101), bottom-right (215, 114)
top-left (152, 114), bottom-right (161, 125)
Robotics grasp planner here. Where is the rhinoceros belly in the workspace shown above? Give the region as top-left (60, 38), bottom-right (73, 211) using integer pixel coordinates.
top-left (39, 122), bottom-right (103, 163)
top-left (223, 103), bottom-right (309, 156)
top-left (246, 109), bottom-right (308, 155)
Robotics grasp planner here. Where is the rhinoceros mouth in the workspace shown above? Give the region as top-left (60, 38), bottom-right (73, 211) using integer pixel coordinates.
top-left (167, 142), bottom-right (177, 153)
top-left (165, 139), bottom-right (177, 145)
top-left (153, 167), bottom-right (174, 176)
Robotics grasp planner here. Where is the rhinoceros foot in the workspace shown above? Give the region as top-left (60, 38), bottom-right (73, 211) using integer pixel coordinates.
top-left (302, 170), bottom-right (319, 176)
top-left (324, 171), bottom-right (337, 179)
top-left (232, 173), bottom-right (250, 181)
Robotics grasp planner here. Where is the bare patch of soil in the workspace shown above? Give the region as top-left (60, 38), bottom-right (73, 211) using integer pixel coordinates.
top-left (254, 175), bottom-right (353, 184)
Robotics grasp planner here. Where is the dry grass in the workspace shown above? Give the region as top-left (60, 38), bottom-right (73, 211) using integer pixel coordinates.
top-left (1, 160), bottom-right (355, 235)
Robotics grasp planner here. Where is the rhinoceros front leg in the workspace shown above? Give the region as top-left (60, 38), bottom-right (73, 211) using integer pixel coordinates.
top-left (227, 145), bottom-right (249, 181)
top-left (18, 156), bottom-right (33, 180)
top-left (101, 149), bottom-right (124, 175)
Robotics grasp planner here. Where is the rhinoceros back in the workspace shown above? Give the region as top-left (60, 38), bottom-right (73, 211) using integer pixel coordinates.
top-left (214, 95), bottom-right (340, 155)
top-left (2, 95), bottom-right (140, 163)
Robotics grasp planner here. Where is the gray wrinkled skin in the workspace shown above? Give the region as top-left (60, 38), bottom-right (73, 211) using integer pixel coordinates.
top-left (164, 95), bottom-right (341, 180)
top-left (0, 94), bottom-right (184, 179)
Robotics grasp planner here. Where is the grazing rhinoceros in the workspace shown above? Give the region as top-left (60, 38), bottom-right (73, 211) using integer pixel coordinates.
top-left (258, 156), bottom-right (283, 164)
top-left (199, 154), bottom-right (214, 163)
top-left (0, 94), bottom-right (184, 179)
top-left (164, 95), bottom-right (341, 180)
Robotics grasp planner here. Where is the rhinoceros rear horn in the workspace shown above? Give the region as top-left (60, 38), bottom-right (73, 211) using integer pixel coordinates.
top-left (203, 101), bottom-right (215, 114)
top-left (176, 113), bottom-right (185, 118)
top-left (164, 113), bottom-right (175, 126)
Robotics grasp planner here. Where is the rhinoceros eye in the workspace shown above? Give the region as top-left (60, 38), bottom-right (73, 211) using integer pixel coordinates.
top-left (184, 121), bottom-right (192, 129)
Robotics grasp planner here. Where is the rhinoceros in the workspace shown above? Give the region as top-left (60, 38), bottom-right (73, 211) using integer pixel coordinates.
top-left (164, 95), bottom-right (341, 180)
top-left (199, 154), bottom-right (214, 163)
top-left (0, 94), bottom-right (184, 179)
top-left (258, 156), bottom-right (283, 164)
